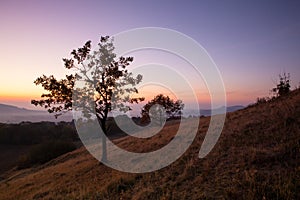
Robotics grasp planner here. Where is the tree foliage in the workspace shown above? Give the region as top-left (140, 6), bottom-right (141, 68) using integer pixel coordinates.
top-left (31, 36), bottom-right (144, 161)
top-left (141, 94), bottom-right (184, 125)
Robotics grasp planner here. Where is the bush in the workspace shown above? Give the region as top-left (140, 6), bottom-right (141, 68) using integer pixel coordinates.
top-left (272, 72), bottom-right (291, 97)
top-left (255, 72), bottom-right (291, 105)
top-left (0, 121), bottom-right (78, 145)
top-left (18, 140), bottom-right (76, 169)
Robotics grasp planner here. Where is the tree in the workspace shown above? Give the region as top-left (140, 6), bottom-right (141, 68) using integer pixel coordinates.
top-left (31, 36), bottom-right (144, 161)
top-left (141, 94), bottom-right (184, 126)
top-left (272, 72), bottom-right (291, 97)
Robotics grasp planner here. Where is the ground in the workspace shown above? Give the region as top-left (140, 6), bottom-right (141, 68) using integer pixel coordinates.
top-left (0, 89), bottom-right (299, 199)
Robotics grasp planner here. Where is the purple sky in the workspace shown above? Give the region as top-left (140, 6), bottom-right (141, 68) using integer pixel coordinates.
top-left (0, 0), bottom-right (299, 109)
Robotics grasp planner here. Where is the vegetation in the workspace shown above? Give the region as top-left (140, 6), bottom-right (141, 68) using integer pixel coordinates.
top-left (31, 36), bottom-right (144, 161)
top-left (256, 72), bottom-right (291, 105)
top-left (0, 121), bottom-right (78, 145)
top-left (141, 94), bottom-right (184, 125)
top-left (0, 122), bottom-right (79, 171)
top-left (1, 88), bottom-right (299, 199)
top-left (272, 72), bottom-right (291, 97)
top-left (17, 140), bottom-right (76, 169)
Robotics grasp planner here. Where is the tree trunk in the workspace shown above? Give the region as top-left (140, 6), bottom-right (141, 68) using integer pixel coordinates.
top-left (101, 132), bottom-right (107, 162)
top-left (100, 118), bottom-right (107, 162)
top-left (159, 111), bottom-right (163, 126)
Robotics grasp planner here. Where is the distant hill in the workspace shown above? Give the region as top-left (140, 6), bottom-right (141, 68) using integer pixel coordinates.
top-left (0, 103), bottom-right (244, 123)
top-left (0, 103), bottom-right (72, 123)
top-left (183, 105), bottom-right (245, 116)
top-left (0, 103), bottom-right (39, 113)
top-left (0, 89), bottom-right (299, 199)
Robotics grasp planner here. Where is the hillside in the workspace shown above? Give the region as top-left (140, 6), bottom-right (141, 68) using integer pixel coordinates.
top-left (0, 103), bottom-right (72, 123)
top-left (183, 105), bottom-right (244, 117)
top-left (0, 121), bottom-right (79, 175)
top-left (0, 104), bottom-right (30, 113)
top-left (0, 89), bottom-right (299, 199)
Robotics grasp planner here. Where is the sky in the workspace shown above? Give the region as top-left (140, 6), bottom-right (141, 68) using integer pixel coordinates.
top-left (0, 0), bottom-right (299, 110)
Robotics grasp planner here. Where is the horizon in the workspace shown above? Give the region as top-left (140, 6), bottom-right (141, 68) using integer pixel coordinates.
top-left (1, 1), bottom-right (300, 196)
top-left (0, 101), bottom-right (245, 123)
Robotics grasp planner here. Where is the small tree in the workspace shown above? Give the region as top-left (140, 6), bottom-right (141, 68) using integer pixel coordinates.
top-left (272, 72), bottom-right (291, 97)
top-left (31, 36), bottom-right (144, 161)
top-left (141, 94), bottom-right (184, 126)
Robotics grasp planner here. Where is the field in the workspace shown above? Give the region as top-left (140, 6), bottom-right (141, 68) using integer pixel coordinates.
top-left (0, 89), bottom-right (299, 199)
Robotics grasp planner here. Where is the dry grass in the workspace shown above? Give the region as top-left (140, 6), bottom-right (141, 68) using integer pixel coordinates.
top-left (0, 89), bottom-right (299, 199)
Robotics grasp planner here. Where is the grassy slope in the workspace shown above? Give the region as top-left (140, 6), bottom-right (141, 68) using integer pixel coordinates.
top-left (0, 89), bottom-right (299, 200)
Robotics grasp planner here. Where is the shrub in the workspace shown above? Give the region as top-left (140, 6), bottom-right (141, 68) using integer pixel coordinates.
top-left (255, 72), bottom-right (292, 105)
top-left (272, 72), bottom-right (291, 97)
top-left (0, 122), bottom-right (78, 145)
top-left (256, 97), bottom-right (268, 104)
top-left (18, 140), bottom-right (76, 169)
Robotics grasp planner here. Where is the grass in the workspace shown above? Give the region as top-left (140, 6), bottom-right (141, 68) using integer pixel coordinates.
top-left (0, 88), bottom-right (299, 199)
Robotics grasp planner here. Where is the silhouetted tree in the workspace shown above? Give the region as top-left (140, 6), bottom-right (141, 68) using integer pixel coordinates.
top-left (31, 36), bottom-right (144, 161)
top-left (272, 72), bottom-right (291, 97)
top-left (141, 94), bottom-right (184, 126)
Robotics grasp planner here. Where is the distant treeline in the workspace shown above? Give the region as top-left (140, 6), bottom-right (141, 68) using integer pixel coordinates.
top-left (0, 117), bottom-right (136, 145)
top-left (0, 121), bottom-right (78, 145)
top-left (0, 115), bottom-right (184, 145)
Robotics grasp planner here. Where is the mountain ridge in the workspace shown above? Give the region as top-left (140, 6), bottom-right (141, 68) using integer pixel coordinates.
top-left (0, 103), bottom-right (43, 113)
top-left (0, 103), bottom-right (244, 123)
top-left (0, 103), bottom-right (72, 123)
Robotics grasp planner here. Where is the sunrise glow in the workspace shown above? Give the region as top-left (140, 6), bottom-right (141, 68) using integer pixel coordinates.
top-left (0, 1), bottom-right (299, 110)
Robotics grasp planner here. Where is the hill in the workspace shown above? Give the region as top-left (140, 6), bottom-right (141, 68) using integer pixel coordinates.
top-left (0, 89), bottom-right (299, 199)
top-left (179, 105), bottom-right (245, 117)
top-left (0, 103), bottom-right (72, 123)
top-left (0, 103), bottom-right (244, 123)
top-left (0, 104), bottom-right (31, 113)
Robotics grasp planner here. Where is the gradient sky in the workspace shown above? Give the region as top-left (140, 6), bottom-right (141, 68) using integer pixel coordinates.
top-left (0, 0), bottom-right (299, 110)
